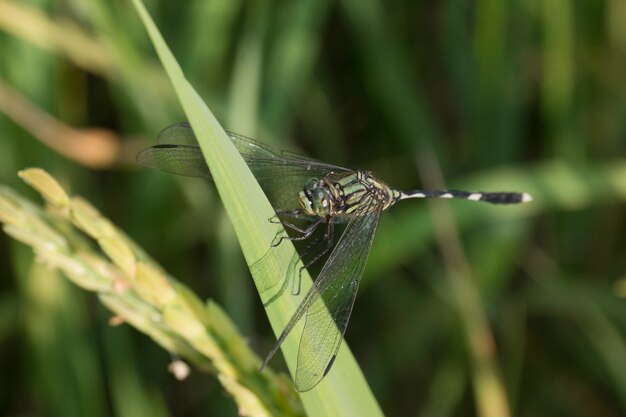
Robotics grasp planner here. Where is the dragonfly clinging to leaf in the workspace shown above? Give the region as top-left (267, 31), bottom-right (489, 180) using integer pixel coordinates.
top-left (137, 122), bottom-right (532, 392)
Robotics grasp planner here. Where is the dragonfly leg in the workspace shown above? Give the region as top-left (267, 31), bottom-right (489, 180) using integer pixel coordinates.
top-left (290, 218), bottom-right (334, 295)
top-left (273, 209), bottom-right (304, 219)
top-left (269, 209), bottom-right (304, 226)
top-left (288, 237), bottom-right (324, 295)
top-left (276, 220), bottom-right (313, 235)
top-left (272, 216), bottom-right (325, 247)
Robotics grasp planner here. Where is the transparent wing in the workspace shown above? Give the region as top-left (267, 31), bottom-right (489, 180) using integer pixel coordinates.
top-left (137, 122), bottom-right (351, 212)
top-left (261, 199), bottom-right (383, 392)
top-left (295, 203), bottom-right (382, 391)
top-left (137, 144), bottom-right (210, 177)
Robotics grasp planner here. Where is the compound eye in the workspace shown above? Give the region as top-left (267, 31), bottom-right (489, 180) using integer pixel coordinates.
top-left (304, 178), bottom-right (319, 190)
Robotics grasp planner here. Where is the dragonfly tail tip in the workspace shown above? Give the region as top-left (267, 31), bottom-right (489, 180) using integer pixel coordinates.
top-left (521, 192), bottom-right (533, 203)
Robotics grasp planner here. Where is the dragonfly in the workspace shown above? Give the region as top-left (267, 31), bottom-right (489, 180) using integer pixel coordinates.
top-left (137, 122), bottom-right (532, 392)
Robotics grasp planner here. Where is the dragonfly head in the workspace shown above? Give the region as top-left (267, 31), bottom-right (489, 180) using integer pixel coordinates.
top-left (298, 178), bottom-right (332, 217)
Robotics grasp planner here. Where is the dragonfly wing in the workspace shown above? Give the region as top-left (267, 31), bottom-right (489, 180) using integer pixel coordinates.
top-left (260, 199), bottom-right (382, 391)
top-left (157, 123), bottom-right (349, 173)
top-left (156, 122), bottom-right (199, 146)
top-left (295, 203), bottom-right (382, 391)
top-left (137, 144), bottom-right (211, 178)
top-left (139, 123), bottom-right (352, 212)
top-left (153, 122), bottom-right (287, 161)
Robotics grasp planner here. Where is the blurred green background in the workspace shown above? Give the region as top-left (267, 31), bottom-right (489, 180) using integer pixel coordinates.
top-left (1, 0), bottom-right (625, 416)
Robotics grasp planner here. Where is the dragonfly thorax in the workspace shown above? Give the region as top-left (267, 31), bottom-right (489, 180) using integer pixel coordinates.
top-left (297, 172), bottom-right (399, 218)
